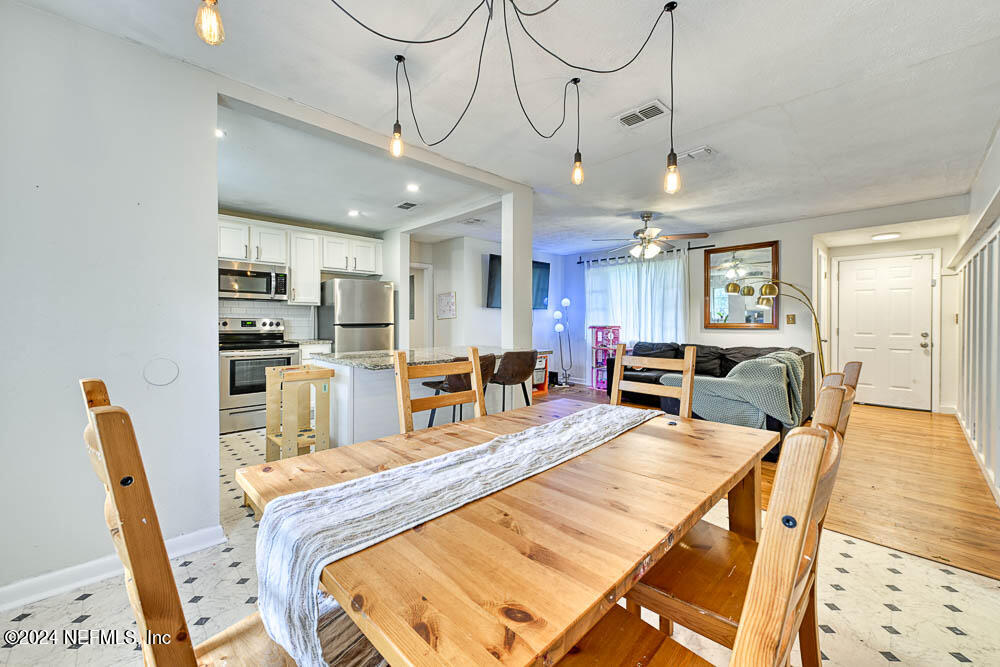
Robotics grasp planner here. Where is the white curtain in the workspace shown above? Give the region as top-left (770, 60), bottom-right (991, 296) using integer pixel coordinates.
top-left (584, 250), bottom-right (688, 344)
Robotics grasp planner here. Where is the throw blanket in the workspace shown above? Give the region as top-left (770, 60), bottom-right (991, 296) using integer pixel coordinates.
top-left (256, 404), bottom-right (662, 666)
top-left (660, 351), bottom-right (804, 429)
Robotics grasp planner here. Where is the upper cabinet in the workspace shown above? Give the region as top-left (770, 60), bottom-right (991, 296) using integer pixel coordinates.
top-left (351, 238), bottom-right (378, 273)
top-left (253, 226), bottom-right (288, 265)
top-left (289, 231), bottom-right (321, 305)
top-left (322, 235), bottom-right (350, 272)
top-left (320, 234), bottom-right (382, 275)
top-left (218, 219), bottom-right (251, 261)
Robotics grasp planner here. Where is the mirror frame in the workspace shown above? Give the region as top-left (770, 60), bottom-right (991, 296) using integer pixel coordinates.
top-left (703, 240), bottom-right (780, 329)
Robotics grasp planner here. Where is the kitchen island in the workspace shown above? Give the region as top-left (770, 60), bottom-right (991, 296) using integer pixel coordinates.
top-left (310, 346), bottom-right (552, 446)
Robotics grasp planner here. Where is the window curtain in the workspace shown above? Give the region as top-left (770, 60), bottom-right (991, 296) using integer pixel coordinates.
top-left (584, 250), bottom-right (688, 344)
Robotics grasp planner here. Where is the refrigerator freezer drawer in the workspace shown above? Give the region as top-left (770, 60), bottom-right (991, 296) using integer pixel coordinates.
top-left (334, 324), bottom-right (394, 353)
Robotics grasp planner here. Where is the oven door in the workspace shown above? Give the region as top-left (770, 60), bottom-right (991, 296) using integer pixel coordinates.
top-left (219, 348), bottom-right (301, 410)
top-left (219, 266), bottom-right (274, 300)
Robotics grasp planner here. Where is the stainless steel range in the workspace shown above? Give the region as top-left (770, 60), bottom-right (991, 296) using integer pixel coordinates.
top-left (219, 317), bottom-right (300, 433)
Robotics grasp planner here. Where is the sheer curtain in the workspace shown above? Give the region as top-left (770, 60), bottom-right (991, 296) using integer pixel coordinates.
top-left (585, 250), bottom-right (688, 344)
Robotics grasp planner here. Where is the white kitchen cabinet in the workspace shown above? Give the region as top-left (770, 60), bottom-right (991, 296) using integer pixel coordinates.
top-left (218, 219), bottom-right (251, 261)
top-left (299, 341), bottom-right (332, 361)
top-left (289, 231), bottom-right (320, 305)
top-left (350, 238), bottom-right (378, 273)
top-left (252, 226), bottom-right (288, 265)
top-left (322, 235), bottom-right (351, 271)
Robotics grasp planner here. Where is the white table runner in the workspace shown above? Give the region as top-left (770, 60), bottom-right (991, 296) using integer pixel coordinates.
top-left (256, 404), bottom-right (662, 666)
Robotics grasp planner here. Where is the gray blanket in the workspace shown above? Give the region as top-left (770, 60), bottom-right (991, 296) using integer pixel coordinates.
top-left (660, 351), bottom-right (804, 429)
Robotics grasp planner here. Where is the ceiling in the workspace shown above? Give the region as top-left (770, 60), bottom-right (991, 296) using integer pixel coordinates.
top-left (815, 216), bottom-right (964, 248)
top-left (25, 0), bottom-right (1000, 253)
top-left (217, 100), bottom-right (496, 232)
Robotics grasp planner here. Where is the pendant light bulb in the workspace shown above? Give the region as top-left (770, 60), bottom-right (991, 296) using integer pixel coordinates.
top-left (195, 0), bottom-right (225, 46)
top-left (389, 121), bottom-right (404, 158)
top-left (664, 151), bottom-right (681, 194)
top-left (571, 151), bottom-right (584, 186)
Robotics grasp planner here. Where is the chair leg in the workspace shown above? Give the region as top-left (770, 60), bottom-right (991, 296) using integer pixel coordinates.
top-left (459, 404), bottom-right (463, 421)
top-left (521, 382), bottom-right (531, 407)
top-left (451, 404), bottom-right (456, 423)
top-left (798, 579), bottom-right (822, 667)
top-left (501, 385), bottom-right (506, 411)
top-left (429, 389), bottom-right (439, 427)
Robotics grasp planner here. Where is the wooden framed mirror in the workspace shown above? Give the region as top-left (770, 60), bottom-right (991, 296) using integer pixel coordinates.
top-left (704, 240), bottom-right (779, 329)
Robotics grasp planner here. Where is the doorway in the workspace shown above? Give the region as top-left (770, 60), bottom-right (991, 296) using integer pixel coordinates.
top-left (409, 263), bottom-right (434, 348)
top-left (834, 253), bottom-right (934, 410)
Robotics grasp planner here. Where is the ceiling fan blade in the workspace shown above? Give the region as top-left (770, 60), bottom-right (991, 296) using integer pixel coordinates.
top-left (590, 238), bottom-right (632, 242)
top-left (653, 232), bottom-right (710, 240)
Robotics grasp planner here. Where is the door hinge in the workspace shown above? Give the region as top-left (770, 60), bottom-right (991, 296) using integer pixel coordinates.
top-left (931, 278), bottom-right (937, 287)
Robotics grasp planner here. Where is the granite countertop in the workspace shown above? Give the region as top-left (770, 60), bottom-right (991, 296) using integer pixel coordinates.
top-left (311, 346), bottom-right (554, 371)
top-left (289, 339), bottom-right (333, 345)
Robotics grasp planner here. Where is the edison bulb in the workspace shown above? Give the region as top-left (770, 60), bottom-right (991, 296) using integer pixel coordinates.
top-left (554, 323), bottom-right (565, 333)
top-left (561, 297), bottom-right (570, 308)
top-left (664, 165), bottom-right (681, 194)
top-left (195, 0), bottom-right (225, 46)
top-left (570, 151), bottom-right (584, 185)
top-left (389, 122), bottom-right (403, 158)
top-left (553, 311), bottom-right (563, 320)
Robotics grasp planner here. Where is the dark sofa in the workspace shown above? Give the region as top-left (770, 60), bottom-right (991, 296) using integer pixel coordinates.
top-left (607, 342), bottom-right (814, 440)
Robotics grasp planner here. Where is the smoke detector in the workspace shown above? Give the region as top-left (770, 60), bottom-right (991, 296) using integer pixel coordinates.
top-left (616, 99), bottom-right (669, 128)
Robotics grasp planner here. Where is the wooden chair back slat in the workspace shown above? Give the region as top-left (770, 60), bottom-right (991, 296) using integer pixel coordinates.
top-left (394, 347), bottom-right (486, 434)
top-left (609, 344), bottom-right (697, 418)
top-left (81, 378), bottom-right (111, 410)
top-left (731, 426), bottom-right (841, 667)
top-left (820, 372), bottom-right (844, 388)
top-left (78, 381), bottom-right (196, 665)
top-left (836, 386), bottom-right (856, 438)
top-left (842, 361), bottom-right (862, 390)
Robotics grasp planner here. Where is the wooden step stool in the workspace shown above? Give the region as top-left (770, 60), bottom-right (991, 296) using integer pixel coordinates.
top-left (264, 365), bottom-right (335, 462)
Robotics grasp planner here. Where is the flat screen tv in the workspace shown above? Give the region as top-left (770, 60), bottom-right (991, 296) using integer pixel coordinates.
top-left (486, 254), bottom-right (549, 309)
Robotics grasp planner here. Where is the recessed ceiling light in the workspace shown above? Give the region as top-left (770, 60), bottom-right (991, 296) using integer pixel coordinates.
top-left (406, 183), bottom-right (420, 193)
top-left (348, 210), bottom-right (359, 217)
top-left (214, 128), bottom-right (226, 138)
top-left (871, 232), bottom-right (901, 241)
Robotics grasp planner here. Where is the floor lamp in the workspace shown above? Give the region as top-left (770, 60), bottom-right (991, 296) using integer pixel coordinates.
top-left (553, 298), bottom-right (573, 386)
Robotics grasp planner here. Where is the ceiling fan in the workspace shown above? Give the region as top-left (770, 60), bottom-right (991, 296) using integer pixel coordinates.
top-left (592, 212), bottom-right (709, 259)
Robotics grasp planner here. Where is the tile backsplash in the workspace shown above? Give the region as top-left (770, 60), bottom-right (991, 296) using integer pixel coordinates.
top-left (218, 300), bottom-right (316, 340)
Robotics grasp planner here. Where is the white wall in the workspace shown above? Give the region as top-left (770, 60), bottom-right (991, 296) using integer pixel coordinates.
top-left (0, 0), bottom-right (219, 594)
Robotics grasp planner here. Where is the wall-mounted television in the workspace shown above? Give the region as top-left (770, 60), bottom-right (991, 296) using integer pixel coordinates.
top-left (486, 254), bottom-right (549, 310)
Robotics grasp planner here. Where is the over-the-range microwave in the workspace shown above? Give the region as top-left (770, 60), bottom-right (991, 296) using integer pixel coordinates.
top-left (218, 260), bottom-right (288, 301)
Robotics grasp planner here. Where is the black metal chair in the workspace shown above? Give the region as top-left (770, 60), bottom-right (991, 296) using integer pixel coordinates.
top-left (489, 350), bottom-right (538, 411)
top-left (423, 353), bottom-right (496, 426)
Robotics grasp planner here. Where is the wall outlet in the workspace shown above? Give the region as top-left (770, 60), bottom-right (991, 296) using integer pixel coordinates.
top-left (786, 314), bottom-right (796, 325)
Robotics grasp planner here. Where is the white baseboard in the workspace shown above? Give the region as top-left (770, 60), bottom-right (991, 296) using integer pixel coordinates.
top-left (936, 405), bottom-right (957, 415)
top-left (0, 524), bottom-right (226, 612)
top-left (957, 413), bottom-right (1000, 510)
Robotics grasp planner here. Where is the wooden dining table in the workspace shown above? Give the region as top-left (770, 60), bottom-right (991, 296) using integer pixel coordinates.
top-left (236, 398), bottom-right (779, 666)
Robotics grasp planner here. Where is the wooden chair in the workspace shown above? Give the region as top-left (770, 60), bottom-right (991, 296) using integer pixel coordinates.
top-left (78, 379), bottom-right (384, 666)
top-left (821, 372), bottom-right (844, 388)
top-left (560, 425), bottom-right (840, 667)
top-left (393, 347), bottom-right (486, 434)
top-left (842, 361), bottom-right (862, 390)
top-left (620, 384), bottom-right (848, 667)
top-left (265, 364), bottom-right (335, 462)
top-left (609, 343), bottom-right (697, 418)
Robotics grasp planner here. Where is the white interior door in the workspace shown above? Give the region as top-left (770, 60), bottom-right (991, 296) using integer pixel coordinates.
top-left (838, 254), bottom-right (933, 409)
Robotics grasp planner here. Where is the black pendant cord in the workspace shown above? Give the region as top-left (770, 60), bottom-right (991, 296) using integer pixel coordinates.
top-left (511, 2), bottom-right (670, 74)
top-left (574, 79), bottom-right (581, 152)
top-left (668, 6), bottom-right (675, 152)
top-left (328, 0), bottom-right (488, 44)
top-left (502, 0), bottom-right (576, 139)
top-left (399, 5), bottom-right (492, 146)
top-left (509, 0), bottom-right (561, 16)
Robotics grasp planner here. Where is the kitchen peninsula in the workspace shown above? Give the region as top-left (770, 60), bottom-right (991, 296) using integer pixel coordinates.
top-left (310, 346), bottom-right (552, 446)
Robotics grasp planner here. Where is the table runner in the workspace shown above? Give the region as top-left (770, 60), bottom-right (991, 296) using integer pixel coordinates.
top-left (256, 404), bottom-right (662, 666)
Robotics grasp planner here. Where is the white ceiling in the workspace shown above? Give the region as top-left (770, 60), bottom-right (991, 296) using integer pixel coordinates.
top-left (217, 100), bottom-right (496, 232)
top-left (24, 0), bottom-right (1000, 253)
top-left (815, 216), bottom-right (964, 248)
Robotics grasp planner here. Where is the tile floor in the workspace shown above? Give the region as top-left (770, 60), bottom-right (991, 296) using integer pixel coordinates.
top-left (2, 429), bottom-right (999, 665)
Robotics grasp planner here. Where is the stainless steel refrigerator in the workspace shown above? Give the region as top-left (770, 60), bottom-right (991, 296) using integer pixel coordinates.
top-left (318, 279), bottom-right (395, 353)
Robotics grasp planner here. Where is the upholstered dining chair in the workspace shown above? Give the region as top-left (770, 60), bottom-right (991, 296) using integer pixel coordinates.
top-left (78, 379), bottom-right (385, 666)
top-left (421, 353), bottom-right (496, 426)
top-left (489, 350), bottom-right (538, 411)
top-left (560, 423), bottom-right (842, 667)
top-left (619, 383), bottom-right (849, 667)
top-left (609, 343), bottom-right (697, 417)
top-left (393, 347), bottom-right (487, 434)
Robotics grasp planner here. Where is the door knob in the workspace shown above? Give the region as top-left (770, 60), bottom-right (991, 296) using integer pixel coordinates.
top-left (920, 342), bottom-right (929, 348)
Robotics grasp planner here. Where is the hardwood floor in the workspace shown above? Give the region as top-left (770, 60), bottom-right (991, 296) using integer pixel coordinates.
top-left (538, 385), bottom-right (1000, 580)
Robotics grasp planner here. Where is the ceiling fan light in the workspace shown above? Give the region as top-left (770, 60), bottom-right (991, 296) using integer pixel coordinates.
top-left (740, 285), bottom-right (755, 297)
top-left (760, 282), bottom-right (779, 297)
top-left (630, 244), bottom-right (644, 258)
top-left (725, 282), bottom-right (741, 294)
top-left (647, 226), bottom-right (662, 238)
top-left (644, 243), bottom-right (662, 259)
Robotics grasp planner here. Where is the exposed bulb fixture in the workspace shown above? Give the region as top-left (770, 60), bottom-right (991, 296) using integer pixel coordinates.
top-left (571, 151), bottom-right (584, 186)
top-left (561, 297), bottom-right (571, 308)
top-left (662, 2), bottom-right (681, 194)
top-left (664, 151), bottom-right (681, 194)
top-left (553, 311), bottom-right (563, 320)
top-left (214, 128), bottom-right (226, 139)
top-left (871, 232), bottom-right (901, 241)
top-left (348, 210), bottom-right (360, 217)
top-left (389, 122), bottom-right (404, 158)
top-left (406, 183), bottom-right (420, 192)
top-left (570, 78), bottom-right (584, 186)
top-left (195, 0), bottom-right (225, 46)
top-left (554, 323), bottom-right (565, 333)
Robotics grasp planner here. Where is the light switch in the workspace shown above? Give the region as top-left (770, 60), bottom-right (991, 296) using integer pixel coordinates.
top-left (786, 314), bottom-right (796, 325)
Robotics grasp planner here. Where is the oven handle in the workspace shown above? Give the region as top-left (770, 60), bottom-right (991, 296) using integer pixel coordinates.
top-left (220, 349), bottom-right (299, 358)
top-left (224, 406), bottom-right (265, 416)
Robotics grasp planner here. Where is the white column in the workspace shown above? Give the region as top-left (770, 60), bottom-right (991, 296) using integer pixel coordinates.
top-left (501, 189), bottom-right (533, 348)
top-left (381, 229), bottom-right (411, 350)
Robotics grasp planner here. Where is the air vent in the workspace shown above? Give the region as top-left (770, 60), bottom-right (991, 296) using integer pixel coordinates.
top-left (396, 202), bottom-right (417, 210)
top-left (616, 99), bottom-right (669, 129)
top-left (460, 217), bottom-right (485, 225)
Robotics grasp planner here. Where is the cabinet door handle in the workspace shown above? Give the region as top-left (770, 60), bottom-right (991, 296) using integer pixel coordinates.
top-left (354, 257), bottom-right (357, 270)
top-left (345, 255), bottom-right (349, 269)
top-left (244, 243), bottom-right (249, 259)
top-left (256, 245), bottom-right (261, 260)
top-left (292, 288), bottom-right (296, 301)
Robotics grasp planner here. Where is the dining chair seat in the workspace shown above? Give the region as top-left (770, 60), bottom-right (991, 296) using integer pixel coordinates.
top-left (627, 519), bottom-right (759, 648)
top-left (557, 605), bottom-right (711, 666)
top-left (489, 350), bottom-right (537, 410)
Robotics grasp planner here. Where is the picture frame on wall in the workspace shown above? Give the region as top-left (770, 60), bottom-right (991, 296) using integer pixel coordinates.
top-left (704, 240), bottom-right (780, 329)
top-left (435, 291), bottom-right (457, 320)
